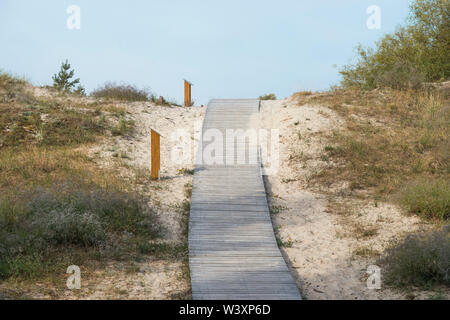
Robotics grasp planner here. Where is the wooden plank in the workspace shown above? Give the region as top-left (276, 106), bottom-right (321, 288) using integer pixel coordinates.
top-left (150, 129), bottom-right (160, 179)
top-left (184, 80), bottom-right (192, 107)
top-left (188, 99), bottom-right (301, 300)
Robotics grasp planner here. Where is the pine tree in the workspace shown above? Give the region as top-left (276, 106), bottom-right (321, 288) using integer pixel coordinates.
top-left (52, 59), bottom-right (80, 92)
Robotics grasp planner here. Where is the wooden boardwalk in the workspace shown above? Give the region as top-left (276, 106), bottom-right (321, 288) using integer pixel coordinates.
top-left (188, 99), bottom-right (301, 300)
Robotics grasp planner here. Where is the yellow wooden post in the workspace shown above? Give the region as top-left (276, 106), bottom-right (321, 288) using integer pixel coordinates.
top-left (151, 129), bottom-right (161, 180)
top-left (184, 80), bottom-right (192, 107)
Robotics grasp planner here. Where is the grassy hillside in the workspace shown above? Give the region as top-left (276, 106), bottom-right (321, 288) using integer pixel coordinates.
top-left (0, 72), bottom-right (163, 287)
top-left (292, 86), bottom-right (449, 291)
top-left (294, 88), bottom-right (449, 213)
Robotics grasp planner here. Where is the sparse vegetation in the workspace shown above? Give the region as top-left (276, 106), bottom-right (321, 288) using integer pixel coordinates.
top-left (111, 117), bottom-right (135, 136)
top-left (181, 199), bottom-right (191, 213)
top-left (380, 226), bottom-right (450, 288)
top-left (276, 237), bottom-right (294, 248)
top-left (352, 223), bottom-right (379, 239)
top-left (270, 205), bottom-right (287, 215)
top-left (398, 178), bottom-right (449, 220)
top-left (0, 71), bottom-right (34, 104)
top-left (0, 70), bottom-right (167, 289)
top-left (91, 82), bottom-right (178, 106)
top-left (0, 71), bottom-right (27, 90)
top-left (306, 88), bottom-right (449, 213)
top-left (353, 246), bottom-right (379, 258)
top-left (0, 98), bottom-right (107, 148)
top-left (259, 93), bottom-right (277, 100)
top-left (184, 183), bottom-right (193, 198)
top-left (292, 91), bottom-right (312, 99)
top-left (92, 82), bottom-right (153, 102)
top-left (177, 168), bottom-right (195, 175)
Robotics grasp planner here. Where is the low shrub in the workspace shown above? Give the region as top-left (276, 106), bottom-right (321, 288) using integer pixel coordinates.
top-left (35, 207), bottom-right (106, 246)
top-left (0, 181), bottom-right (161, 280)
top-left (92, 82), bottom-right (152, 102)
top-left (177, 168), bottom-right (194, 175)
top-left (259, 93), bottom-right (277, 100)
top-left (380, 226), bottom-right (450, 288)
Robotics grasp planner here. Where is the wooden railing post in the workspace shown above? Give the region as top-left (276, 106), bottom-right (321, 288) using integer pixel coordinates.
top-left (184, 79), bottom-right (192, 107)
top-left (151, 129), bottom-right (161, 180)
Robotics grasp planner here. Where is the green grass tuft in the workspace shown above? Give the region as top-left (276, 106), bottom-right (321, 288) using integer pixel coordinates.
top-left (398, 178), bottom-right (449, 221)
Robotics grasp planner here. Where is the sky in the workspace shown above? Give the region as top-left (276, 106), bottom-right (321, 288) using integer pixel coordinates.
top-left (0, 0), bottom-right (412, 105)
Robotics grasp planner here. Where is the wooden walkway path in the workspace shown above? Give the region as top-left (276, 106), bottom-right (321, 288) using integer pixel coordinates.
top-left (188, 99), bottom-right (301, 300)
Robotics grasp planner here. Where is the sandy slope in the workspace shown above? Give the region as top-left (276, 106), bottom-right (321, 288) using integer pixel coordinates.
top-left (259, 99), bottom-right (437, 300)
top-left (9, 92), bottom-right (442, 300)
top-left (104, 102), bottom-right (205, 242)
top-left (63, 102), bottom-right (205, 300)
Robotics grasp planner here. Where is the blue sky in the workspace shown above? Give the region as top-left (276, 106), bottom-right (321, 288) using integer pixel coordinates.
top-left (0, 0), bottom-right (412, 105)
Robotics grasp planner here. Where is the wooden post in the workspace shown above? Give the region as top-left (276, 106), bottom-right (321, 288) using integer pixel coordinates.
top-left (184, 80), bottom-right (192, 107)
top-left (151, 129), bottom-right (161, 179)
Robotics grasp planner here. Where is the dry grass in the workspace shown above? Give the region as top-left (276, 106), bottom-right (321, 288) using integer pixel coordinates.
top-left (0, 147), bottom-right (106, 191)
top-left (102, 104), bottom-right (127, 116)
top-left (398, 178), bottom-right (449, 221)
top-left (352, 246), bottom-right (379, 258)
top-left (294, 88), bottom-right (449, 221)
top-left (92, 82), bottom-right (152, 102)
top-left (0, 72), bottom-right (34, 104)
top-left (291, 86), bottom-right (449, 292)
top-left (291, 91), bottom-right (312, 100)
top-left (0, 73), bottom-right (165, 289)
top-left (91, 82), bottom-right (180, 106)
top-left (352, 222), bottom-right (379, 239)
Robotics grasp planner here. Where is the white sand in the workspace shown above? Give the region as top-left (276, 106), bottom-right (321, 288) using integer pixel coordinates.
top-left (65, 102), bottom-right (205, 300)
top-left (260, 98), bottom-right (440, 300)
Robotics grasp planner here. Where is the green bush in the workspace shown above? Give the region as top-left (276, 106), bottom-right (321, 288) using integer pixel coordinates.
top-left (381, 226), bottom-right (450, 288)
top-left (0, 182), bottom-right (161, 279)
top-left (340, 0), bottom-right (449, 89)
top-left (36, 208), bottom-right (106, 246)
top-left (259, 93), bottom-right (277, 100)
top-left (398, 178), bottom-right (449, 220)
top-left (0, 254), bottom-right (46, 280)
